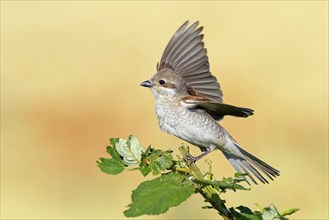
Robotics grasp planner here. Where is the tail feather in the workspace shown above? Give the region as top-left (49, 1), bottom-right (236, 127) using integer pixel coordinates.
top-left (223, 143), bottom-right (280, 185)
top-left (239, 146), bottom-right (280, 177)
top-left (235, 159), bottom-right (258, 184)
top-left (242, 160), bottom-right (269, 184)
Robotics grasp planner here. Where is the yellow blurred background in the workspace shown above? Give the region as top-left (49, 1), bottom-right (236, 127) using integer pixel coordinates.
top-left (1, 1), bottom-right (328, 219)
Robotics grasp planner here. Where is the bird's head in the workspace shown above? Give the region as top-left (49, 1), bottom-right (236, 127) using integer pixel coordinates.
top-left (140, 69), bottom-right (187, 99)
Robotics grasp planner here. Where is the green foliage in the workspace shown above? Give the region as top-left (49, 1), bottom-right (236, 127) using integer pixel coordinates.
top-left (97, 157), bottom-right (125, 175)
top-left (124, 173), bottom-right (194, 217)
top-left (280, 208), bottom-right (300, 217)
top-left (97, 136), bottom-right (145, 175)
top-left (190, 173), bottom-right (249, 192)
top-left (139, 146), bottom-right (173, 176)
top-left (96, 138), bottom-right (126, 175)
top-left (230, 204), bottom-right (299, 220)
top-left (97, 136), bottom-right (299, 219)
top-left (115, 135), bottom-right (144, 166)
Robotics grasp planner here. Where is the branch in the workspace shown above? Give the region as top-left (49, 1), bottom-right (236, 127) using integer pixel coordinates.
top-left (97, 135), bottom-right (299, 219)
top-left (178, 145), bottom-right (233, 220)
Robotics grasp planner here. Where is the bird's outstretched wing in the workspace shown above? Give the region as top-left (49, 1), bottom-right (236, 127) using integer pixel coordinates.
top-left (181, 96), bottom-right (254, 120)
top-left (157, 21), bottom-right (223, 104)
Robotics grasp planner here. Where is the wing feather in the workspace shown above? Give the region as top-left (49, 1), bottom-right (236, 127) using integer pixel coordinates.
top-left (180, 96), bottom-right (254, 120)
top-left (157, 21), bottom-right (223, 103)
top-left (158, 21), bottom-right (190, 70)
top-left (175, 44), bottom-right (205, 70)
top-left (162, 21), bottom-right (200, 70)
top-left (171, 32), bottom-right (204, 67)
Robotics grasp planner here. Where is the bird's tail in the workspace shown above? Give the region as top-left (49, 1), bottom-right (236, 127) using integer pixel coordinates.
top-left (223, 142), bottom-right (280, 185)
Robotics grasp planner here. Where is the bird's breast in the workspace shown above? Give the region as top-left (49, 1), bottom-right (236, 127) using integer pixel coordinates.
top-left (155, 99), bottom-right (225, 148)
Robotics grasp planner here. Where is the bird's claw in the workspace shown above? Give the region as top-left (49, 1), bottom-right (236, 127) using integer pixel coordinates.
top-left (184, 153), bottom-right (199, 163)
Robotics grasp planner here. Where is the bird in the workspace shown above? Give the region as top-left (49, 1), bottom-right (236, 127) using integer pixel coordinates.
top-left (140, 21), bottom-right (280, 184)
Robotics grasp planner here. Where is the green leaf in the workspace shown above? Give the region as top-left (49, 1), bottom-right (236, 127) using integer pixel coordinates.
top-left (116, 136), bottom-right (144, 166)
top-left (97, 158), bottom-right (125, 175)
top-left (109, 137), bottom-right (119, 146)
top-left (237, 206), bottom-right (261, 220)
top-left (149, 150), bottom-right (173, 175)
top-left (254, 203), bottom-right (263, 212)
top-left (240, 213), bottom-right (261, 220)
top-left (236, 206), bottom-right (254, 215)
top-left (124, 173), bottom-right (194, 217)
top-left (231, 204), bottom-right (299, 220)
top-left (143, 145), bottom-right (152, 156)
top-left (201, 206), bottom-right (213, 209)
top-left (139, 148), bottom-right (173, 176)
top-left (139, 162), bottom-right (152, 176)
top-left (280, 208), bottom-right (299, 217)
top-left (106, 145), bottom-right (122, 162)
top-left (230, 207), bottom-right (258, 220)
top-left (262, 204), bottom-right (286, 220)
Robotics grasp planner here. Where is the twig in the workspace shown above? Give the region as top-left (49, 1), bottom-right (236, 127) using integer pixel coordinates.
top-left (178, 145), bottom-right (234, 220)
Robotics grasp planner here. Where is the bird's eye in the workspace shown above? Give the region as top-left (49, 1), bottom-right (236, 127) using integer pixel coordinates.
top-left (159, 80), bottom-right (165, 85)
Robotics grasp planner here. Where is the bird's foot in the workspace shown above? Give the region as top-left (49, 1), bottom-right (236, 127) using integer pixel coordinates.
top-left (184, 148), bottom-right (213, 163)
top-left (184, 153), bottom-right (200, 163)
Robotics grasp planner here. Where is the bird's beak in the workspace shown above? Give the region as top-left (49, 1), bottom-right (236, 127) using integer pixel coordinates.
top-left (140, 80), bottom-right (154, 88)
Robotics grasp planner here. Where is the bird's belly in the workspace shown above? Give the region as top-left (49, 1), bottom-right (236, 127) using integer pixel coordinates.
top-left (156, 105), bottom-right (224, 148)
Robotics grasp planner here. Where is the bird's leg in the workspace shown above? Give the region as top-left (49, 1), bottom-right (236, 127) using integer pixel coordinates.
top-left (184, 146), bottom-right (216, 163)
